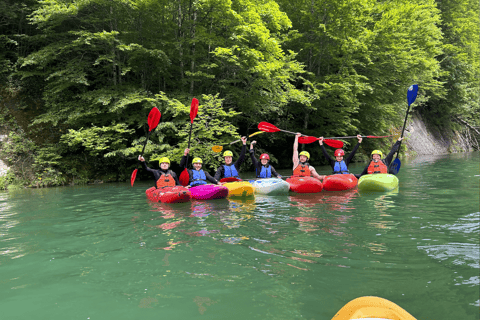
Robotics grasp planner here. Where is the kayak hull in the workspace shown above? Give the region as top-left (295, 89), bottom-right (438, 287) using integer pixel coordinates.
top-left (331, 296), bottom-right (416, 320)
top-left (358, 174), bottom-right (399, 192)
top-left (323, 174), bottom-right (358, 191)
top-left (189, 185), bottom-right (229, 200)
top-left (286, 176), bottom-right (323, 193)
top-left (223, 181), bottom-right (255, 197)
top-left (146, 186), bottom-right (192, 203)
top-left (250, 178), bottom-right (290, 195)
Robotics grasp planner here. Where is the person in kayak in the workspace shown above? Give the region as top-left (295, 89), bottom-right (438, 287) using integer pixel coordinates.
top-left (356, 137), bottom-right (404, 178)
top-left (292, 133), bottom-right (324, 180)
top-left (249, 140), bottom-right (282, 179)
top-left (318, 134), bottom-right (363, 174)
top-left (214, 136), bottom-right (248, 181)
top-left (180, 148), bottom-right (221, 187)
top-left (138, 156), bottom-right (180, 187)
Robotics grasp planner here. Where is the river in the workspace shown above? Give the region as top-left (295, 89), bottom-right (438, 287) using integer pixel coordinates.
top-left (0, 152), bottom-right (478, 319)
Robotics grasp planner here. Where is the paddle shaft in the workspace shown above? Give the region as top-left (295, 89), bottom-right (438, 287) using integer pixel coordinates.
top-left (325, 135), bottom-right (392, 139)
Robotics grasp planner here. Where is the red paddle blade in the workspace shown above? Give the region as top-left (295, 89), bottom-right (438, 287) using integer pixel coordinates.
top-left (324, 139), bottom-right (344, 148)
top-left (130, 169), bottom-right (138, 187)
top-left (190, 98), bottom-right (199, 123)
top-left (179, 168), bottom-right (190, 186)
top-left (147, 108), bottom-right (161, 132)
top-left (298, 136), bottom-right (318, 144)
top-left (258, 121), bottom-right (280, 133)
top-left (220, 177), bottom-right (242, 183)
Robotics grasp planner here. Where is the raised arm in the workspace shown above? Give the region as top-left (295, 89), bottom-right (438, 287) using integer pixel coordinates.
top-left (292, 133), bottom-right (301, 169)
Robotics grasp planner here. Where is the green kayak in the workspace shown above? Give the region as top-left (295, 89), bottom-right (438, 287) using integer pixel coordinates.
top-left (357, 174), bottom-right (399, 192)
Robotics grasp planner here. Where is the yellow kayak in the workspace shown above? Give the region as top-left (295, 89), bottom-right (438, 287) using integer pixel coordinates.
top-left (358, 174), bottom-right (399, 192)
top-left (223, 181), bottom-right (254, 197)
top-left (331, 296), bottom-right (416, 320)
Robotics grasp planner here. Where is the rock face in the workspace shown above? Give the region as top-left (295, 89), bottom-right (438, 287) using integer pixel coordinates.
top-left (0, 135), bottom-right (8, 177)
top-left (404, 111), bottom-right (471, 156)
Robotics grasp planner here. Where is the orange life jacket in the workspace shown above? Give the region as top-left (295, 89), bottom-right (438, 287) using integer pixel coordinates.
top-left (156, 172), bottom-right (176, 188)
top-left (367, 160), bottom-right (388, 174)
top-left (293, 163), bottom-right (311, 177)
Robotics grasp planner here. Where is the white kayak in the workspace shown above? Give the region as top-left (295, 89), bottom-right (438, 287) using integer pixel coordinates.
top-left (249, 178), bottom-right (290, 195)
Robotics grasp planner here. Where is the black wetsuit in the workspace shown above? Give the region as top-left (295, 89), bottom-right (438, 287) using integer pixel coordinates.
top-left (356, 140), bottom-right (402, 178)
top-left (249, 148), bottom-right (281, 178)
top-left (214, 145), bottom-right (247, 180)
top-left (179, 155), bottom-right (219, 185)
top-left (141, 162), bottom-right (180, 186)
top-left (320, 142), bottom-right (360, 174)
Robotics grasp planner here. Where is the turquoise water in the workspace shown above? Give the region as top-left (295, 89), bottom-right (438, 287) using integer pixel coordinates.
top-left (0, 153), bottom-right (478, 319)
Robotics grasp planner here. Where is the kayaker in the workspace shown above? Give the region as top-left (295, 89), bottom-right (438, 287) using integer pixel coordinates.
top-left (214, 136), bottom-right (248, 181)
top-left (292, 133), bottom-right (324, 180)
top-left (138, 156), bottom-right (180, 187)
top-left (249, 141), bottom-right (282, 179)
top-left (180, 148), bottom-right (221, 187)
top-left (318, 134), bottom-right (362, 174)
top-left (356, 137), bottom-right (404, 178)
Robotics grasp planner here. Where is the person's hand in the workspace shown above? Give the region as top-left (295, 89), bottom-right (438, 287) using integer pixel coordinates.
top-left (250, 140), bottom-right (256, 149)
top-left (296, 132), bottom-right (302, 138)
top-left (357, 134), bottom-right (363, 143)
top-left (318, 136), bottom-right (324, 145)
top-left (184, 148), bottom-right (190, 156)
top-left (398, 137), bottom-right (404, 141)
top-left (138, 155), bottom-right (145, 162)
top-left (241, 136), bottom-right (247, 145)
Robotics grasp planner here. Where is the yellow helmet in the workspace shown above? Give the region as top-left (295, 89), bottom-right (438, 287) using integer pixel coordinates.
top-left (223, 150), bottom-right (233, 157)
top-left (371, 150), bottom-right (383, 158)
top-left (192, 157), bottom-right (203, 164)
top-left (299, 151), bottom-right (310, 160)
top-left (158, 157), bottom-right (170, 164)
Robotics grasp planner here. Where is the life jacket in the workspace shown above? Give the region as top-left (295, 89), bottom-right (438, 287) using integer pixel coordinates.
top-left (190, 169), bottom-right (208, 186)
top-left (223, 164), bottom-right (239, 178)
top-left (156, 170), bottom-right (176, 188)
top-left (333, 161), bottom-right (349, 174)
top-left (258, 165), bottom-right (272, 178)
top-left (293, 162), bottom-right (311, 177)
top-left (367, 159), bottom-right (388, 174)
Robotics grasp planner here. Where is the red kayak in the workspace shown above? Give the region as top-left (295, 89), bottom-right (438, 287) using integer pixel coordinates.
top-left (286, 176), bottom-right (323, 193)
top-left (322, 174), bottom-right (358, 191)
top-left (146, 186), bottom-right (192, 203)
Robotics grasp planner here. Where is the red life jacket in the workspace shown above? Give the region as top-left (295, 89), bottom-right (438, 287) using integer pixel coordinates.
top-left (156, 171), bottom-right (176, 188)
top-left (293, 163), bottom-right (311, 177)
top-left (367, 160), bottom-right (388, 174)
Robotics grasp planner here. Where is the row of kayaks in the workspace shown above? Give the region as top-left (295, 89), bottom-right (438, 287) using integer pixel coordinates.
top-left (146, 174), bottom-right (400, 204)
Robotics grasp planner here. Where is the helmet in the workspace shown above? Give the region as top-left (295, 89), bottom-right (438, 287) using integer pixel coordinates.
top-left (371, 150), bottom-right (383, 158)
top-left (299, 151), bottom-right (310, 160)
top-left (192, 157), bottom-right (203, 164)
top-left (158, 157), bottom-right (170, 164)
top-left (260, 153), bottom-right (270, 160)
top-left (334, 149), bottom-right (345, 157)
top-left (223, 150), bottom-right (233, 157)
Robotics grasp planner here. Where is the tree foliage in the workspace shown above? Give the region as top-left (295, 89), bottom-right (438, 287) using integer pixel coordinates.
top-left (0, 0), bottom-right (478, 186)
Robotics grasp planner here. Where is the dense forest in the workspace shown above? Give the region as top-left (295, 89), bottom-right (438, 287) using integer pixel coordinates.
top-left (0, 0), bottom-right (479, 188)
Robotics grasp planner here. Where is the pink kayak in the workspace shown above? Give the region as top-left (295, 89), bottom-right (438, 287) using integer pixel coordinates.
top-left (322, 174), bottom-right (358, 191)
top-left (189, 185), bottom-right (229, 200)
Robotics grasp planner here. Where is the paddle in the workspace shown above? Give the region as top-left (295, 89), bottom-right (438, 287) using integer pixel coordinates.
top-left (258, 122), bottom-right (344, 148)
top-left (220, 177), bottom-right (242, 183)
top-left (130, 107), bottom-right (162, 186)
top-left (179, 98), bottom-right (199, 186)
top-left (298, 135), bottom-right (393, 144)
top-left (211, 131), bottom-right (265, 153)
top-left (389, 84), bottom-right (419, 175)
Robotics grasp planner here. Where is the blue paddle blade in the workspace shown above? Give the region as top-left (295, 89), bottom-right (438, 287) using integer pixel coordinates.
top-left (389, 158), bottom-right (401, 175)
top-left (407, 84), bottom-right (419, 106)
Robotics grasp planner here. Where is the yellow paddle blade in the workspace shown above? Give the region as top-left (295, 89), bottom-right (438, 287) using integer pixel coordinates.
top-left (212, 145), bottom-right (223, 153)
top-left (248, 131), bottom-right (264, 137)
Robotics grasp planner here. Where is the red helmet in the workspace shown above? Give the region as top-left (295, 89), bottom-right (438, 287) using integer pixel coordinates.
top-left (260, 153), bottom-right (270, 160)
top-left (334, 149), bottom-right (345, 157)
